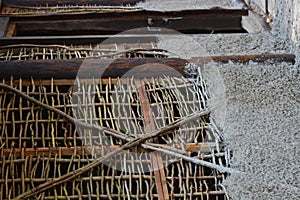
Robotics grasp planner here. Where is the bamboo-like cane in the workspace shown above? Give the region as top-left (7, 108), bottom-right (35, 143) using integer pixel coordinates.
top-left (0, 83), bottom-right (239, 199)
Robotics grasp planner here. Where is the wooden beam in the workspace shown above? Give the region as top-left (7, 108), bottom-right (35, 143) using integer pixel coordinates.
top-left (13, 17), bottom-right (244, 37)
top-left (0, 54), bottom-right (295, 80)
top-left (5, 9), bottom-right (247, 36)
top-left (7, 9), bottom-right (249, 18)
top-left (0, 58), bottom-right (188, 80)
top-left (136, 79), bottom-right (169, 200)
top-left (2, 0), bottom-right (143, 6)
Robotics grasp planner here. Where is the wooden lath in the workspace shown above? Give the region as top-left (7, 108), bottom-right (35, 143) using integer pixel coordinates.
top-left (1, 0), bottom-right (143, 7)
top-left (0, 5), bottom-right (143, 15)
top-left (0, 43), bottom-right (164, 61)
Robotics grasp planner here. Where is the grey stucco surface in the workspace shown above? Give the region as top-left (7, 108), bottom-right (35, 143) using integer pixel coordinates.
top-left (137, 0), bottom-right (240, 10)
top-left (203, 61), bottom-right (300, 199)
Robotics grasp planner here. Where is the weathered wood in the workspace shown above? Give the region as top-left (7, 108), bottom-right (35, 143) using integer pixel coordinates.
top-left (0, 58), bottom-right (188, 80)
top-left (0, 17), bottom-right (9, 37)
top-left (7, 9), bottom-right (248, 36)
top-left (136, 79), bottom-right (170, 200)
top-left (14, 16), bottom-right (244, 36)
top-left (0, 8), bottom-right (248, 44)
top-left (7, 9), bottom-right (249, 18)
top-left (2, 0), bottom-right (143, 6)
top-left (4, 22), bottom-right (16, 37)
top-left (0, 54), bottom-right (294, 80)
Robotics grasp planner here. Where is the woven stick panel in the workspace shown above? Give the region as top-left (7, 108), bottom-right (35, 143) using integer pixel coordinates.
top-left (0, 43), bottom-right (167, 61)
top-left (0, 74), bottom-right (230, 199)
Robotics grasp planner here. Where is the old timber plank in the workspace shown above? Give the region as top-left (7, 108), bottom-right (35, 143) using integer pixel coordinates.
top-left (136, 79), bottom-right (169, 200)
top-left (5, 9), bottom-right (248, 36)
top-left (0, 58), bottom-right (188, 80)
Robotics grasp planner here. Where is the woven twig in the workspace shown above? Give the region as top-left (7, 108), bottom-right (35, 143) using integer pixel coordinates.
top-left (14, 105), bottom-right (236, 200)
top-left (0, 83), bottom-right (237, 199)
top-left (0, 46), bottom-right (169, 61)
top-left (0, 83), bottom-right (235, 172)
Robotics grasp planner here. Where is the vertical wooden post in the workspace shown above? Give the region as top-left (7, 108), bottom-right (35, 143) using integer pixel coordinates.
top-left (136, 79), bottom-right (169, 200)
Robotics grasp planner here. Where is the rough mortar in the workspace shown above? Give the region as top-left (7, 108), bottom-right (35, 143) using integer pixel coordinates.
top-left (202, 62), bottom-right (300, 199)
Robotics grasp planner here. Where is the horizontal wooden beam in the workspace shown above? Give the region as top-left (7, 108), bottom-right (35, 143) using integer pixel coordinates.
top-left (0, 54), bottom-right (295, 80)
top-left (0, 58), bottom-right (188, 80)
top-left (7, 9), bottom-right (249, 18)
top-left (2, 0), bottom-right (143, 6)
top-left (6, 9), bottom-right (248, 36)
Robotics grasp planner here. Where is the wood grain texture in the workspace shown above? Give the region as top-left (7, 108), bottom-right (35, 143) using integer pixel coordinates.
top-left (6, 9), bottom-right (248, 36)
top-left (2, 0), bottom-right (142, 6)
top-left (0, 54), bottom-right (295, 80)
top-left (136, 79), bottom-right (170, 200)
top-left (0, 58), bottom-right (188, 80)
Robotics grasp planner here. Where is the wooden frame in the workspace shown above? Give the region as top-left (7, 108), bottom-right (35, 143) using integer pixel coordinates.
top-left (0, 9), bottom-right (248, 38)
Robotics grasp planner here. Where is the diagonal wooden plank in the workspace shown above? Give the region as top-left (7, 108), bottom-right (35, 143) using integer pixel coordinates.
top-left (135, 79), bottom-right (169, 200)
